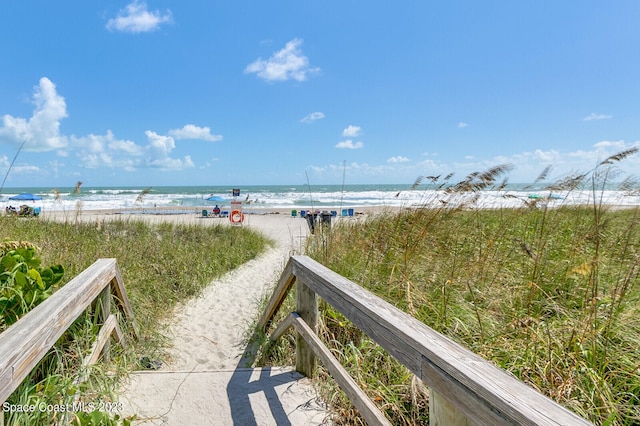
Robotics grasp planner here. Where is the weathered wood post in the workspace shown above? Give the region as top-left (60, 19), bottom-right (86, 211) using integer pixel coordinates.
top-left (295, 279), bottom-right (318, 377)
top-left (98, 284), bottom-right (111, 363)
top-left (429, 390), bottom-right (475, 426)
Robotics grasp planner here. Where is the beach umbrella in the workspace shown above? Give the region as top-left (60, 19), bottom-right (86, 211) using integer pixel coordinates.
top-left (206, 196), bottom-right (224, 202)
top-left (9, 193), bottom-right (42, 201)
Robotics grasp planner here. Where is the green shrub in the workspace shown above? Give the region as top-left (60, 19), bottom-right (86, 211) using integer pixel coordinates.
top-left (0, 241), bottom-right (64, 329)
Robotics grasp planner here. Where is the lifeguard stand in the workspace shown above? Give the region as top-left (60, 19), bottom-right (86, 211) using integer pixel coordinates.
top-left (229, 188), bottom-right (244, 225)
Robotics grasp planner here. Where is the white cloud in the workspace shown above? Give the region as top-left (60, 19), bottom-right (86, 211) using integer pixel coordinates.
top-left (342, 125), bottom-right (361, 137)
top-left (244, 38), bottom-right (319, 82)
top-left (108, 138), bottom-right (145, 155)
top-left (69, 129), bottom-right (198, 171)
top-left (8, 164), bottom-right (41, 176)
top-left (144, 130), bottom-right (194, 170)
top-left (145, 130), bottom-right (175, 155)
top-left (0, 77), bottom-right (68, 152)
top-left (0, 78), bottom-right (207, 176)
top-left (460, 141), bottom-right (640, 182)
top-left (583, 113), bottom-right (612, 121)
top-left (70, 131), bottom-right (142, 170)
top-left (335, 140), bottom-right (364, 149)
top-left (147, 155), bottom-right (195, 170)
top-left (563, 140), bottom-right (640, 169)
top-left (458, 122), bottom-right (468, 128)
top-left (168, 124), bottom-right (223, 142)
top-left (308, 161), bottom-right (394, 179)
top-left (593, 140), bottom-right (627, 150)
top-left (532, 148), bottom-right (560, 163)
top-left (387, 156), bottom-right (409, 163)
top-left (106, 1), bottom-right (172, 33)
top-left (300, 112), bottom-right (325, 123)
top-left (305, 140), bottom-right (640, 184)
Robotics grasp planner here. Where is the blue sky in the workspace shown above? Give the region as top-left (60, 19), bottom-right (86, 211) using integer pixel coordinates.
top-left (1, 1), bottom-right (639, 187)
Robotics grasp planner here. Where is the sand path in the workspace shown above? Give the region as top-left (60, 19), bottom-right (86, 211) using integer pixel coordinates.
top-left (41, 210), bottom-right (335, 424)
top-left (82, 211), bottom-right (334, 424)
top-left (160, 213), bottom-right (310, 371)
top-left (42, 210), bottom-right (310, 368)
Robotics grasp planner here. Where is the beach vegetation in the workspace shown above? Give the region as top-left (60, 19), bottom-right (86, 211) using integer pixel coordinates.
top-left (0, 216), bottom-right (270, 425)
top-left (134, 187), bottom-right (152, 205)
top-left (0, 241), bottom-right (64, 329)
top-left (261, 149), bottom-right (640, 425)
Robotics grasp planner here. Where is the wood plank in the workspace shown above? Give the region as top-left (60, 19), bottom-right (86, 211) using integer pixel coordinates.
top-left (0, 259), bottom-right (123, 403)
top-left (269, 312), bottom-right (296, 343)
top-left (289, 313), bottom-right (392, 426)
top-left (110, 261), bottom-right (139, 339)
top-left (110, 318), bottom-right (126, 347)
top-left (288, 256), bottom-right (591, 426)
top-left (82, 315), bottom-right (122, 369)
top-left (73, 314), bottom-right (126, 406)
top-left (99, 286), bottom-right (112, 363)
top-left (429, 390), bottom-right (477, 426)
top-left (257, 258), bottom-right (295, 331)
top-left (295, 280), bottom-right (318, 378)
top-left (422, 357), bottom-right (506, 425)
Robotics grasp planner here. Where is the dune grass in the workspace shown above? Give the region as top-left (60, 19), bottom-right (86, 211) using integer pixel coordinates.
top-left (0, 214), bottom-right (271, 425)
top-left (260, 153), bottom-right (640, 425)
top-left (303, 206), bottom-right (640, 425)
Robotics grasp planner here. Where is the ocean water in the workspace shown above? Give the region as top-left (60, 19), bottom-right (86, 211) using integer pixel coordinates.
top-left (1, 184), bottom-right (639, 212)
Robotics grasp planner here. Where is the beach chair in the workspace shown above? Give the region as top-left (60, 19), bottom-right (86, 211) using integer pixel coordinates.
top-left (291, 209), bottom-right (297, 217)
top-left (202, 209), bottom-right (208, 218)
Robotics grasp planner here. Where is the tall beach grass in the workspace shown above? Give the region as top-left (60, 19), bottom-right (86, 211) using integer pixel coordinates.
top-left (261, 150), bottom-right (640, 425)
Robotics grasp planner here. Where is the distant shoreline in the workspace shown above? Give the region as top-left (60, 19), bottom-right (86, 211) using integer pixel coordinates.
top-left (39, 205), bottom-right (404, 220)
top-left (40, 205), bottom-right (372, 214)
top-left (31, 202), bottom-right (640, 221)
top-left (4, 184), bottom-right (639, 212)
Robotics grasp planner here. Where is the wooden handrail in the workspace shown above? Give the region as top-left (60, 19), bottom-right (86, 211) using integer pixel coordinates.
top-left (261, 255), bottom-right (592, 425)
top-left (272, 312), bottom-right (392, 426)
top-left (0, 258), bottom-right (138, 404)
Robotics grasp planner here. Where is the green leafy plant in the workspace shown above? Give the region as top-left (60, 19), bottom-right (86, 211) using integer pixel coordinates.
top-left (72, 410), bottom-right (133, 426)
top-left (0, 241), bottom-right (64, 329)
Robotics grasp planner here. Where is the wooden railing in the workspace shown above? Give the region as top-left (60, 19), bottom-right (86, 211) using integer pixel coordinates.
top-left (0, 258), bottom-right (138, 406)
top-left (259, 255), bottom-right (592, 426)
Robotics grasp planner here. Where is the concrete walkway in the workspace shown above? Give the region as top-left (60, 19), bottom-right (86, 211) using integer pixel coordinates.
top-left (120, 367), bottom-right (328, 425)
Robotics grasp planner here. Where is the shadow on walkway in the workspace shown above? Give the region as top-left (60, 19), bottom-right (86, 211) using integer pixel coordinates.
top-left (226, 333), bottom-right (330, 425)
